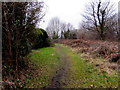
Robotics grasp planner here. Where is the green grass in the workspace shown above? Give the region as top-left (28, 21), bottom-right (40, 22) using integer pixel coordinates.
top-left (59, 44), bottom-right (118, 88)
top-left (25, 46), bottom-right (61, 88)
top-left (24, 44), bottom-right (118, 88)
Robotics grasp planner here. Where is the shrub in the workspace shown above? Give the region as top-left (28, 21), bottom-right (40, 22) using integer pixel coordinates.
top-left (32, 28), bottom-right (52, 49)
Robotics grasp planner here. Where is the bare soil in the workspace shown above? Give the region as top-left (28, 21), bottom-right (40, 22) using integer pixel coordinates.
top-left (48, 45), bottom-right (70, 88)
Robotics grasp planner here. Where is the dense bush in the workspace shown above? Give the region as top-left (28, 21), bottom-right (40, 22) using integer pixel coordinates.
top-left (2, 2), bottom-right (48, 81)
top-left (63, 29), bottom-right (77, 39)
top-left (32, 28), bottom-right (51, 49)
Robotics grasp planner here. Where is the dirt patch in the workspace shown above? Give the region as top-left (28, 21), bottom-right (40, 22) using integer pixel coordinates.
top-left (48, 45), bottom-right (70, 88)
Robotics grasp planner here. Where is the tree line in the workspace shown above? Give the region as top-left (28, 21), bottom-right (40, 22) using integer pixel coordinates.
top-left (46, 17), bottom-right (77, 39)
top-left (46, 0), bottom-right (120, 41)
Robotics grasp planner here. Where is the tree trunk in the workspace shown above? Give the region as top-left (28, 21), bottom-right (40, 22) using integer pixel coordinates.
top-left (3, 9), bottom-right (13, 64)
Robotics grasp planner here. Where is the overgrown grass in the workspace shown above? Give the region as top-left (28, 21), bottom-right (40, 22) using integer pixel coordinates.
top-left (25, 47), bottom-right (61, 88)
top-left (59, 44), bottom-right (118, 88)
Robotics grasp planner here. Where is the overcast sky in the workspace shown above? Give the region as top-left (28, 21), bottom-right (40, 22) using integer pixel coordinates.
top-left (38, 0), bottom-right (120, 29)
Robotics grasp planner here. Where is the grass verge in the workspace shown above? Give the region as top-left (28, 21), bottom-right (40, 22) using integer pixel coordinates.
top-left (59, 44), bottom-right (118, 88)
top-left (24, 46), bottom-right (61, 88)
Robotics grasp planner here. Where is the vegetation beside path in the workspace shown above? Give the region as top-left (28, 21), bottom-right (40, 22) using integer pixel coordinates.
top-left (24, 46), bottom-right (60, 88)
top-left (61, 45), bottom-right (118, 88)
top-left (24, 44), bottom-right (118, 88)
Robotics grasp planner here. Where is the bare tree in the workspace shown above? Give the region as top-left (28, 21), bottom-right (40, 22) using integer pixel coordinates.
top-left (46, 17), bottom-right (61, 39)
top-left (118, 12), bottom-right (120, 40)
top-left (60, 22), bottom-right (75, 39)
top-left (46, 17), bottom-right (75, 39)
top-left (60, 22), bottom-right (67, 39)
top-left (82, 0), bottom-right (115, 40)
top-left (66, 23), bottom-right (74, 31)
top-left (105, 13), bottom-right (118, 40)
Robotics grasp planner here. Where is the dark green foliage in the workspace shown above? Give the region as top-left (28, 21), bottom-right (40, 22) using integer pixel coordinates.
top-left (2, 2), bottom-right (46, 80)
top-left (52, 31), bottom-right (59, 39)
top-left (63, 29), bottom-right (77, 39)
top-left (32, 28), bottom-right (51, 49)
top-left (63, 29), bottom-right (70, 39)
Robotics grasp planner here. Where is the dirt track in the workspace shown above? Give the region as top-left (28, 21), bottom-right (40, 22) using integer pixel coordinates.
top-left (49, 45), bottom-right (70, 88)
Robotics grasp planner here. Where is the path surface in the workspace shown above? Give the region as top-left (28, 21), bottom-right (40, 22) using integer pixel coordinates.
top-left (49, 45), bottom-right (70, 88)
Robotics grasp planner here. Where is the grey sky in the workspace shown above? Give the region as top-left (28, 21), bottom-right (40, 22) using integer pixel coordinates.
top-left (38, 0), bottom-right (119, 29)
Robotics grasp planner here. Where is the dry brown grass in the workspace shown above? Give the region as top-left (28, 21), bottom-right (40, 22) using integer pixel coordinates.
top-left (55, 39), bottom-right (120, 62)
top-left (55, 39), bottom-right (120, 74)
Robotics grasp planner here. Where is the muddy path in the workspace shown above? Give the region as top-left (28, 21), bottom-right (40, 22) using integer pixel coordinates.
top-left (48, 45), bottom-right (70, 88)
